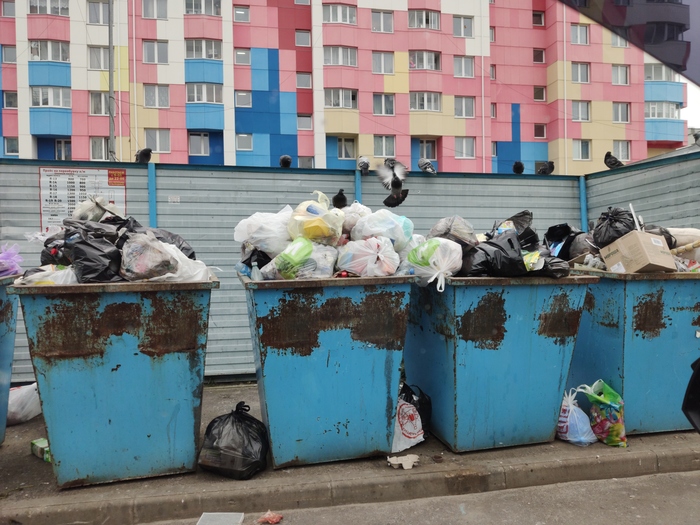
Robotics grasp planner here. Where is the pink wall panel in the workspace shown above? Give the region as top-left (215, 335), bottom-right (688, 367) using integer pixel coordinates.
top-left (249, 27), bottom-right (279, 48)
top-left (27, 15), bottom-right (70, 41)
top-left (297, 133), bottom-right (314, 156)
top-left (2, 65), bottom-right (16, 90)
top-left (324, 67), bottom-right (359, 90)
top-left (278, 49), bottom-right (296, 72)
top-left (168, 84), bottom-right (187, 115)
top-left (2, 110), bottom-right (18, 136)
top-left (295, 51), bottom-right (312, 71)
top-left (322, 25), bottom-right (361, 47)
top-left (87, 116), bottom-right (110, 136)
top-left (234, 26), bottom-right (252, 48)
top-left (233, 66), bottom-right (252, 89)
top-left (71, 91), bottom-right (89, 115)
top-left (407, 0), bottom-right (439, 10)
top-left (407, 71), bottom-right (443, 94)
top-left (115, 92), bottom-right (131, 130)
top-left (359, 28), bottom-right (409, 51)
top-left (0, 19), bottom-right (15, 45)
top-left (297, 90), bottom-right (313, 113)
top-left (136, 63), bottom-right (159, 85)
top-left (71, 137), bottom-right (89, 161)
top-left (184, 16), bottom-right (223, 40)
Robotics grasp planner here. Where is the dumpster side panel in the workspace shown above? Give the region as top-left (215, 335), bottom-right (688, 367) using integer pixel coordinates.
top-left (0, 278), bottom-right (19, 444)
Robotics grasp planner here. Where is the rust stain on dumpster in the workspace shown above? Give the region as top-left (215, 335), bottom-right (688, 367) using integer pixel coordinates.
top-left (140, 293), bottom-right (204, 357)
top-left (671, 302), bottom-right (700, 327)
top-left (633, 290), bottom-right (666, 339)
top-left (0, 299), bottom-right (12, 328)
top-left (456, 292), bottom-right (507, 350)
top-left (538, 293), bottom-right (582, 345)
top-left (583, 290), bottom-right (595, 312)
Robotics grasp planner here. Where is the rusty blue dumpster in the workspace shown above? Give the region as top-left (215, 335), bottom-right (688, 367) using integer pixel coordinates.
top-left (241, 275), bottom-right (415, 468)
top-left (404, 276), bottom-right (597, 453)
top-left (8, 279), bottom-right (219, 488)
top-left (567, 272), bottom-right (700, 434)
top-left (1, 274), bottom-right (20, 445)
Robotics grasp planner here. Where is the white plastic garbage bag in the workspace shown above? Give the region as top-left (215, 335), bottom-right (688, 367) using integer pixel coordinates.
top-left (556, 389), bottom-right (598, 446)
top-left (395, 234), bottom-right (427, 276)
top-left (336, 237), bottom-right (400, 277)
top-left (7, 383), bottom-right (42, 426)
top-left (391, 400), bottom-right (424, 453)
top-left (13, 265), bottom-right (79, 286)
top-left (148, 242), bottom-right (212, 282)
top-left (234, 205), bottom-right (293, 258)
top-left (407, 238), bottom-right (463, 292)
top-left (342, 201), bottom-right (372, 235)
top-left (350, 209), bottom-right (414, 252)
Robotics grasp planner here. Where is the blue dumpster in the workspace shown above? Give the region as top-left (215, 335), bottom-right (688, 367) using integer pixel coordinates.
top-left (8, 279), bottom-right (219, 488)
top-left (404, 276), bottom-right (597, 453)
top-left (241, 275), bottom-right (415, 468)
top-left (1, 274), bottom-right (20, 445)
top-left (567, 271), bottom-right (700, 434)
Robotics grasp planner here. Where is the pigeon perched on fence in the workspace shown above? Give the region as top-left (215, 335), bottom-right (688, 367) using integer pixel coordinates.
top-left (377, 160), bottom-right (408, 208)
top-left (604, 152), bottom-right (624, 169)
top-left (135, 148), bottom-right (152, 163)
top-left (418, 158), bottom-right (437, 175)
top-left (537, 161), bottom-right (554, 175)
top-left (358, 156), bottom-right (370, 177)
top-left (512, 161), bottom-right (525, 174)
top-left (279, 155), bottom-right (292, 168)
top-left (332, 189), bottom-right (347, 209)
top-left (693, 131), bottom-right (700, 146)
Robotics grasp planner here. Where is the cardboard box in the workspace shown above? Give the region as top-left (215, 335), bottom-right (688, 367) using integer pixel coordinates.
top-left (31, 438), bottom-right (52, 463)
top-left (599, 230), bottom-right (676, 274)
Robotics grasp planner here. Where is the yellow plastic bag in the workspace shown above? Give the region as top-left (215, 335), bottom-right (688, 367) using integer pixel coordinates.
top-left (288, 191), bottom-right (344, 246)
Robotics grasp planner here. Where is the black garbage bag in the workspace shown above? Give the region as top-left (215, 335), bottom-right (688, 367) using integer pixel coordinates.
top-left (543, 223), bottom-right (586, 260)
top-left (198, 401), bottom-right (270, 480)
top-left (100, 215), bottom-right (197, 260)
top-left (683, 357), bottom-right (700, 433)
top-left (40, 230), bottom-right (71, 266)
top-left (493, 210), bottom-right (533, 235)
top-left (642, 223), bottom-right (677, 250)
top-left (427, 216), bottom-right (479, 255)
top-left (398, 384), bottom-right (432, 434)
top-left (490, 211), bottom-right (539, 252)
top-left (64, 229), bottom-right (123, 283)
top-left (63, 219), bottom-right (123, 244)
top-left (592, 207), bottom-right (635, 249)
top-left (530, 256), bottom-right (570, 279)
top-left (459, 230), bottom-right (529, 277)
top-left (241, 248), bottom-right (273, 270)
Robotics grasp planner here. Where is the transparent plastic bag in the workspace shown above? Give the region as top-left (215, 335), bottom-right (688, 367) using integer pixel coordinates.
top-left (7, 383), bottom-right (42, 426)
top-left (287, 191), bottom-right (344, 246)
top-left (407, 238), bottom-right (463, 292)
top-left (556, 389), bottom-right (598, 446)
top-left (72, 195), bottom-right (124, 222)
top-left (336, 237), bottom-right (399, 277)
top-left (296, 243), bottom-right (338, 280)
top-left (14, 265), bottom-right (79, 286)
top-left (234, 205), bottom-right (293, 258)
top-left (120, 232), bottom-right (179, 281)
top-left (342, 201), bottom-right (372, 235)
top-left (427, 216), bottom-right (478, 251)
top-left (350, 210), bottom-right (414, 252)
top-left (148, 242), bottom-right (211, 282)
top-left (395, 234), bottom-right (426, 276)
top-left (260, 238), bottom-right (314, 280)
top-left (0, 243), bottom-right (23, 277)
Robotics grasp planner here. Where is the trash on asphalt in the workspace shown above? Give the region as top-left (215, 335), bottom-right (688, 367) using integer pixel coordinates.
top-left (578, 380), bottom-right (628, 448)
top-left (197, 512), bottom-right (244, 525)
top-left (387, 454), bottom-right (420, 470)
top-left (31, 438), bottom-right (52, 462)
top-left (7, 383), bottom-right (41, 426)
top-left (256, 510), bottom-right (283, 524)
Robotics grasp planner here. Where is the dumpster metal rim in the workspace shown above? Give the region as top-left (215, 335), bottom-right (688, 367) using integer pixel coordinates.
top-left (7, 276), bottom-right (220, 295)
top-left (238, 274), bottom-right (419, 289)
top-left (0, 274), bottom-right (22, 287)
top-left (444, 275), bottom-right (599, 286)
top-left (571, 268), bottom-right (700, 281)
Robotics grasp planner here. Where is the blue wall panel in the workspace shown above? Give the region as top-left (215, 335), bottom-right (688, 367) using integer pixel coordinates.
top-left (645, 119), bottom-right (685, 142)
top-left (494, 104), bottom-right (550, 174)
top-left (37, 137), bottom-right (55, 160)
top-left (644, 82), bottom-right (685, 104)
top-left (269, 134), bottom-right (297, 167)
top-left (29, 108), bottom-right (72, 136)
top-left (236, 133), bottom-right (270, 167)
top-left (326, 136), bottom-right (356, 169)
top-left (251, 48), bottom-right (270, 91)
top-left (28, 62), bottom-right (71, 87)
top-left (184, 60), bottom-right (224, 85)
top-left (188, 132), bottom-right (224, 165)
top-left (186, 104), bottom-right (224, 130)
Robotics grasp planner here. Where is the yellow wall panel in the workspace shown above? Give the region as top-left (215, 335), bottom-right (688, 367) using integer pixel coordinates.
top-left (383, 52), bottom-right (409, 94)
top-left (325, 109), bottom-right (360, 135)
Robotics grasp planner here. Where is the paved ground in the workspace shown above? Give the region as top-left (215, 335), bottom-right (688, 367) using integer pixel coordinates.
top-left (2, 383), bottom-right (700, 525)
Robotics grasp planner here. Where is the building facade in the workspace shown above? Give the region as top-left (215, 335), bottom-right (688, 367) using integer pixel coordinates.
top-left (0, 0), bottom-right (689, 174)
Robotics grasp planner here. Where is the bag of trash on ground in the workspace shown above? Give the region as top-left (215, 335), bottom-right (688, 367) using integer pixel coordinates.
top-left (556, 389), bottom-right (598, 446)
top-left (395, 234), bottom-right (426, 276)
top-left (460, 230), bottom-right (528, 277)
top-left (0, 243), bottom-right (23, 277)
top-left (342, 201), bottom-right (372, 235)
top-left (234, 205), bottom-right (293, 258)
top-left (14, 265), bottom-right (79, 286)
top-left (120, 231), bottom-right (179, 281)
top-left (7, 383), bottom-right (42, 426)
top-left (64, 229), bottom-right (123, 283)
top-left (351, 209), bottom-right (414, 252)
top-left (592, 207), bottom-right (636, 249)
top-left (147, 242), bottom-right (211, 282)
top-left (198, 401), bottom-right (270, 480)
top-left (427, 216), bottom-right (479, 254)
top-left (288, 191), bottom-right (345, 246)
top-left (260, 237), bottom-right (314, 280)
top-left (398, 383), bottom-right (432, 435)
top-left (337, 237), bottom-right (400, 277)
top-left (407, 238), bottom-right (462, 291)
top-left (391, 397), bottom-right (425, 453)
top-left (578, 380), bottom-right (627, 448)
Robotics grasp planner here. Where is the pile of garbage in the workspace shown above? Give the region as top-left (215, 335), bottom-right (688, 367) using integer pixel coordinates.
top-left (15, 196), bottom-right (213, 286)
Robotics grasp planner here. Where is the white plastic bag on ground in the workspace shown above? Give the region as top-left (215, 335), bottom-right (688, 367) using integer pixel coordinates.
top-left (288, 191), bottom-right (344, 246)
top-left (336, 237), bottom-right (400, 277)
top-left (351, 210), bottom-right (414, 252)
top-left (13, 265), bottom-right (79, 286)
top-left (556, 389), bottom-right (598, 446)
top-left (234, 205), bottom-right (293, 258)
top-left (7, 383), bottom-right (42, 426)
top-left (407, 238), bottom-right (463, 292)
top-left (391, 399), bottom-right (424, 453)
top-left (148, 242), bottom-right (211, 282)
top-left (342, 201), bottom-right (372, 235)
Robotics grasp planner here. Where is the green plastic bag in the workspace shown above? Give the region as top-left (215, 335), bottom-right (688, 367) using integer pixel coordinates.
top-left (578, 380), bottom-right (627, 448)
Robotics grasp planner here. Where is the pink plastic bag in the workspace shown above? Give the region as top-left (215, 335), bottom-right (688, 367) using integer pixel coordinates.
top-left (0, 243), bottom-right (22, 277)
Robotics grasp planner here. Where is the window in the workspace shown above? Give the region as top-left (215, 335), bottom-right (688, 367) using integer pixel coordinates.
top-left (144, 84), bottom-right (169, 108)
top-left (31, 86), bottom-right (71, 108)
top-left (145, 129), bottom-right (170, 153)
top-left (419, 139), bottom-right (436, 160)
top-left (611, 33), bottom-right (628, 47)
top-left (323, 46), bottom-right (357, 66)
top-left (533, 11), bottom-right (544, 26)
top-left (371, 10), bottom-right (393, 33)
top-left (534, 124), bottom-right (546, 139)
top-left (143, 0), bottom-right (167, 19)
top-left (613, 102), bottom-right (630, 123)
top-left (410, 92), bottom-right (441, 112)
top-left (573, 139), bottom-right (591, 161)
top-left (324, 88), bottom-right (357, 109)
top-left (90, 137), bottom-right (109, 160)
top-left (491, 142), bottom-right (497, 156)
top-left (236, 133), bottom-right (253, 150)
top-left (372, 52), bottom-right (394, 74)
top-left (3, 91), bottom-right (17, 108)
top-left (572, 62), bottom-right (590, 83)
top-left (298, 156), bottom-right (314, 168)
top-left (186, 83), bottom-right (223, 103)
top-left (490, 27), bottom-right (495, 42)
top-left (455, 96), bottom-right (475, 118)
top-left (189, 133), bottom-right (209, 156)
top-left (453, 15), bottom-right (472, 37)
top-left (297, 115), bottom-right (312, 130)
top-left (88, 46), bottom-right (110, 69)
top-left (490, 64), bottom-right (496, 79)
top-left (373, 94), bottom-right (394, 116)
top-left (2, 1), bottom-right (16, 17)
top-left (613, 140), bottom-right (630, 162)
top-left (235, 90), bottom-right (252, 107)
top-left (644, 63), bottom-right (678, 82)
top-left (29, 0), bottom-right (68, 16)
top-left (233, 6), bottom-right (249, 21)
top-left (295, 30), bottom-right (311, 47)
top-left (645, 101), bottom-right (681, 119)
top-left (30, 40), bottom-right (69, 62)
top-left (234, 49), bottom-right (251, 65)
top-left (534, 86), bottom-right (546, 101)
top-left (409, 10), bottom-right (440, 30)
top-left (4, 137), bottom-right (18, 155)
top-left (455, 137), bottom-right (475, 158)
top-left (296, 73), bottom-right (312, 88)
top-left (571, 24), bottom-right (589, 45)
top-left (186, 0), bottom-right (221, 16)
top-left (144, 41), bottom-right (168, 64)
top-left (491, 103), bottom-right (497, 118)
top-left (295, 0), bottom-right (309, 4)
top-left (409, 51), bottom-right (440, 70)
top-left (374, 135), bottom-right (395, 157)
top-left (612, 65), bottom-right (629, 85)
top-left (533, 49), bottom-right (545, 63)
top-left (55, 139), bottom-right (71, 160)
top-left (454, 56), bottom-right (474, 78)
top-left (87, 1), bottom-right (109, 24)
top-left (337, 138), bottom-right (355, 159)
top-left (572, 101), bottom-right (590, 122)
top-left (323, 4), bottom-right (356, 24)
top-left (2, 46), bottom-right (16, 63)
top-left (90, 92), bottom-right (110, 115)
top-left (185, 39), bottom-right (221, 60)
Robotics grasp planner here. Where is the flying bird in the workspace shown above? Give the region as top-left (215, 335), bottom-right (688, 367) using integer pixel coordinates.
top-left (279, 155), bottom-right (292, 168)
top-left (604, 151), bottom-right (624, 169)
top-left (332, 189), bottom-right (347, 209)
top-left (358, 156), bottom-right (370, 177)
top-left (377, 160), bottom-right (408, 208)
top-left (537, 161), bottom-right (554, 175)
top-left (418, 158), bottom-right (437, 175)
top-left (512, 161), bottom-right (525, 174)
top-left (135, 148), bottom-right (152, 163)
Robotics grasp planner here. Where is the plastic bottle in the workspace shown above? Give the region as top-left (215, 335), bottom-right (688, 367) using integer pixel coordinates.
top-left (250, 261), bottom-right (263, 281)
top-left (234, 261), bottom-right (251, 278)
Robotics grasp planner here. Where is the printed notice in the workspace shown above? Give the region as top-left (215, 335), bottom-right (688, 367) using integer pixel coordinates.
top-left (39, 167), bottom-right (127, 232)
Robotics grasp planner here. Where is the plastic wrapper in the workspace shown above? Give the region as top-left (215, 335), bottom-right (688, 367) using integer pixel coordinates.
top-left (260, 238), bottom-right (314, 280)
top-left (64, 230), bottom-right (123, 283)
top-left (407, 238), bottom-right (463, 291)
top-left (350, 209), bottom-right (414, 252)
top-left (63, 219), bottom-right (122, 244)
top-left (0, 243), bottom-right (22, 277)
top-left (120, 232), bottom-right (179, 281)
top-left (579, 380), bottom-right (628, 448)
top-left (72, 195), bottom-right (124, 222)
top-left (288, 191), bottom-right (344, 246)
top-left (296, 243), bottom-right (338, 280)
top-left (427, 216), bottom-right (478, 253)
top-left (342, 201), bottom-right (372, 235)
top-left (459, 230), bottom-right (528, 277)
top-left (398, 383), bottom-right (432, 434)
top-left (148, 242), bottom-right (211, 282)
top-left (557, 389), bottom-right (597, 446)
top-left (7, 383), bottom-right (42, 426)
top-left (101, 216), bottom-right (197, 260)
top-left (544, 223), bottom-right (586, 260)
top-left (395, 234), bottom-right (426, 276)
top-left (234, 205), bottom-right (293, 258)
top-left (492, 211), bottom-right (539, 252)
top-left (14, 265), bottom-right (79, 286)
top-left (336, 237), bottom-right (400, 277)
top-left (592, 207), bottom-right (635, 248)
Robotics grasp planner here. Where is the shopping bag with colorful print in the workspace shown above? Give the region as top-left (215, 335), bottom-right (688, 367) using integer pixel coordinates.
top-left (578, 380), bottom-right (627, 448)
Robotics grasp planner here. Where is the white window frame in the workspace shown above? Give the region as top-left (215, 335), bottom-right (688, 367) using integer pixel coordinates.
top-left (297, 115), bottom-right (313, 130)
top-left (491, 103), bottom-right (497, 118)
top-left (55, 139), bottom-right (71, 160)
top-left (534, 123), bottom-right (546, 139)
top-left (87, 0), bottom-right (109, 25)
top-left (611, 33), bottom-right (628, 47)
top-left (337, 137), bottom-right (355, 159)
top-left (29, 0), bottom-right (68, 16)
top-left (490, 27), bottom-right (495, 42)
top-left (373, 135), bottom-right (395, 157)
top-left (90, 137), bottom-right (109, 160)
top-left (143, 0), bottom-right (166, 19)
top-left (296, 73), bottom-right (312, 88)
top-left (613, 102), bottom-right (630, 123)
top-left (298, 156), bottom-right (314, 168)
top-left (533, 48), bottom-right (545, 63)
top-left (31, 86), bottom-right (71, 108)
top-left (533, 11), bottom-right (544, 26)
top-left (410, 92), bottom-right (441, 112)
top-left (571, 24), bottom-right (589, 45)
top-left (371, 10), bottom-right (393, 33)
top-left (3, 91), bottom-right (18, 108)
top-left (186, 83), bottom-right (223, 103)
top-left (491, 142), bottom-right (497, 156)
top-left (185, 39), bottom-right (221, 60)
top-left (189, 132), bottom-right (210, 156)
top-left (453, 15), bottom-right (473, 37)
top-left (572, 62), bottom-right (590, 83)
top-left (572, 100), bottom-right (591, 122)
top-left (294, 0), bottom-right (309, 4)
top-left (186, 0), bottom-right (221, 16)
top-left (454, 96), bottom-right (475, 118)
top-left (88, 46), bottom-right (110, 69)
top-left (644, 63), bottom-right (678, 82)
top-left (490, 64), bottom-right (496, 80)
top-left (234, 90), bottom-right (252, 107)
top-left (236, 133), bottom-right (253, 151)
top-left (324, 88), bottom-right (357, 109)
top-left (143, 41), bottom-right (168, 64)
top-left (233, 5), bottom-right (249, 21)
top-left (645, 101), bottom-right (680, 119)
top-left (4, 137), bottom-right (19, 155)
top-left (295, 30), bottom-right (311, 47)
top-left (322, 4), bottom-right (356, 24)
top-left (89, 91), bottom-right (110, 115)
top-left (144, 84), bottom-right (169, 108)
top-left (409, 50), bottom-right (440, 71)
top-left (454, 56), bottom-right (474, 78)
top-left (409, 10), bottom-right (440, 30)
top-left (145, 128), bottom-right (170, 153)
top-left (234, 49), bottom-right (251, 65)
top-left (419, 139), bottom-right (436, 160)
top-left (455, 137), bottom-right (475, 159)
top-left (372, 52), bottom-right (394, 74)
top-left (323, 46), bottom-right (358, 67)
top-left (613, 140), bottom-right (630, 162)
top-left (373, 93), bottom-right (395, 116)
top-left (612, 65), bottom-right (629, 86)
top-left (534, 86), bottom-right (546, 101)
top-left (30, 40), bottom-right (69, 62)
top-left (2, 45), bottom-right (16, 63)
top-left (2, 1), bottom-right (16, 17)
top-left (573, 139), bottom-right (591, 161)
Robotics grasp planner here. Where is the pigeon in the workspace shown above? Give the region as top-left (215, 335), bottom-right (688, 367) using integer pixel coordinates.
top-left (332, 189), bottom-right (347, 209)
top-left (693, 131), bottom-right (700, 146)
top-left (358, 156), bottom-right (370, 177)
top-left (418, 158), bottom-right (437, 175)
top-left (279, 155), bottom-right (292, 168)
top-left (604, 152), bottom-right (624, 169)
top-left (377, 160), bottom-right (408, 208)
top-left (135, 148), bottom-right (152, 163)
top-left (512, 161), bottom-right (525, 174)
top-left (537, 161), bottom-right (554, 175)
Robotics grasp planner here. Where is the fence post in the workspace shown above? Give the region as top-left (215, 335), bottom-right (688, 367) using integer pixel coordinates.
top-left (579, 175), bottom-right (588, 232)
top-left (354, 169), bottom-right (362, 204)
top-left (148, 163), bottom-right (157, 228)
